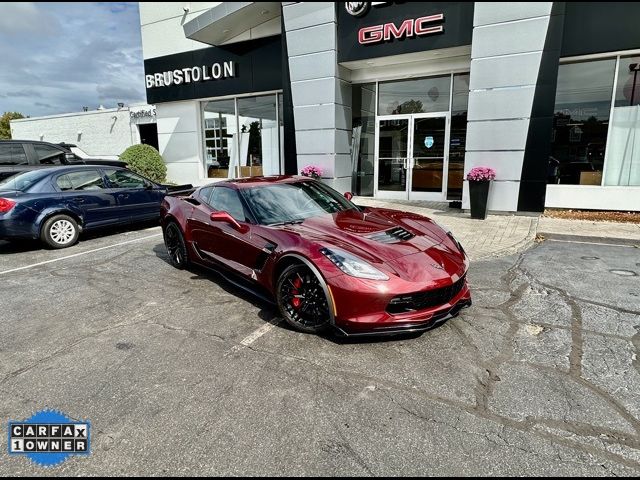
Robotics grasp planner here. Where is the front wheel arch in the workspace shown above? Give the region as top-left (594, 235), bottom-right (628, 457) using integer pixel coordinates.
top-left (274, 254), bottom-right (335, 326)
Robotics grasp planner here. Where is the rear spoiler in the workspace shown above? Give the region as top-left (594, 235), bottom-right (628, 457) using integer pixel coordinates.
top-left (164, 184), bottom-right (195, 196)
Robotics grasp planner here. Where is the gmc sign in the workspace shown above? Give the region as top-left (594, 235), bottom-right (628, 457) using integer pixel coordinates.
top-left (358, 13), bottom-right (444, 45)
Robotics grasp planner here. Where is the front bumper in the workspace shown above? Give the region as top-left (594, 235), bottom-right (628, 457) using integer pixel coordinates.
top-left (326, 272), bottom-right (472, 336)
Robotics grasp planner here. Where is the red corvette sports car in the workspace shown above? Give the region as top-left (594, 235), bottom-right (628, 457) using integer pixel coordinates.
top-left (160, 176), bottom-right (471, 336)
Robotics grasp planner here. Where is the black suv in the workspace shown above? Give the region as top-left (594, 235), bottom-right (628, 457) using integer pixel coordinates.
top-left (0, 140), bottom-right (127, 181)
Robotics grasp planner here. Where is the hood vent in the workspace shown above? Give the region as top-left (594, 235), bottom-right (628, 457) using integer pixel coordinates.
top-left (366, 226), bottom-right (415, 244)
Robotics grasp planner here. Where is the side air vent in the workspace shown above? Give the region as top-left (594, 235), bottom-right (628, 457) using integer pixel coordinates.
top-left (366, 226), bottom-right (415, 244)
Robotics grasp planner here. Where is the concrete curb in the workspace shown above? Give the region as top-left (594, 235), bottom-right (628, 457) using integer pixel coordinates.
top-left (538, 232), bottom-right (640, 247)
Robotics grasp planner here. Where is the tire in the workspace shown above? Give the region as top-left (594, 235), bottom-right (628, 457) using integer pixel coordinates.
top-left (276, 263), bottom-right (331, 334)
top-left (41, 214), bottom-right (80, 249)
top-left (163, 221), bottom-right (189, 269)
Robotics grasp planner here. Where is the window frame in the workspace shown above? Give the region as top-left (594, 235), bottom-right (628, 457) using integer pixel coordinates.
top-left (33, 144), bottom-right (66, 165)
top-left (54, 169), bottom-right (107, 192)
top-left (103, 169), bottom-right (151, 190)
top-left (0, 143), bottom-right (29, 166)
top-left (208, 186), bottom-right (255, 224)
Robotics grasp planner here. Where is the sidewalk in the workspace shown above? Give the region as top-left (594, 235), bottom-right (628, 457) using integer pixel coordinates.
top-left (353, 197), bottom-right (640, 261)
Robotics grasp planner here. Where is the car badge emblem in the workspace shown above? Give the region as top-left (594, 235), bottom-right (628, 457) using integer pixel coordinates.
top-left (345, 2), bottom-right (370, 17)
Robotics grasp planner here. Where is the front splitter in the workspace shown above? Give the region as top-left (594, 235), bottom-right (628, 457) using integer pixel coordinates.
top-left (332, 299), bottom-right (472, 337)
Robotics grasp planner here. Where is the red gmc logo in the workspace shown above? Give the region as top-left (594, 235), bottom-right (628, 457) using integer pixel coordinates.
top-left (358, 13), bottom-right (444, 45)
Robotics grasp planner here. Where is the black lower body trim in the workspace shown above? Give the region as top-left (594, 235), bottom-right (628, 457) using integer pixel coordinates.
top-left (333, 299), bottom-right (472, 337)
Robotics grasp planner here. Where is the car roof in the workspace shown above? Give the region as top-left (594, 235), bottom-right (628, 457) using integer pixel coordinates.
top-left (0, 139), bottom-right (66, 148)
top-left (0, 138), bottom-right (60, 145)
top-left (202, 175), bottom-right (311, 190)
top-left (17, 165), bottom-right (127, 175)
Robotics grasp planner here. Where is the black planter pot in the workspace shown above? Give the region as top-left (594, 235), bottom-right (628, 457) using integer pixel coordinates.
top-left (469, 180), bottom-right (491, 220)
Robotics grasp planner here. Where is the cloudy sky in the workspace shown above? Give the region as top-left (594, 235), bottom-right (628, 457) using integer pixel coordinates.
top-left (0, 2), bottom-right (146, 117)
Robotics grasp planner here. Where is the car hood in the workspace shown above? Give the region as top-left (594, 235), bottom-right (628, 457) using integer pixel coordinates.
top-left (277, 208), bottom-right (466, 283)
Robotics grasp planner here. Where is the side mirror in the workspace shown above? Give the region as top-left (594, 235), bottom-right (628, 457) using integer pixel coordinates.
top-left (344, 192), bottom-right (354, 201)
top-left (210, 211), bottom-right (248, 233)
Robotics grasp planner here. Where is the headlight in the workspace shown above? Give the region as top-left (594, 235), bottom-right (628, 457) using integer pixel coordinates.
top-left (320, 247), bottom-right (389, 281)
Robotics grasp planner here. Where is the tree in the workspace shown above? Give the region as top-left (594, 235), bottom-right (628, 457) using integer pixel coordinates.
top-left (0, 112), bottom-right (26, 139)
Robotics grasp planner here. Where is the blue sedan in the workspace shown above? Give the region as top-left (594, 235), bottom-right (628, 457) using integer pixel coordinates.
top-left (0, 166), bottom-right (173, 248)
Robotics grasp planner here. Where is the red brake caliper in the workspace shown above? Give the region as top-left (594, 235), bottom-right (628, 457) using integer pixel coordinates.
top-left (291, 277), bottom-right (303, 309)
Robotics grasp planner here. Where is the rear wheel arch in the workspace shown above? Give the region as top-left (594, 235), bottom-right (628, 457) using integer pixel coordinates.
top-left (38, 209), bottom-right (83, 233)
top-left (162, 214), bottom-right (182, 231)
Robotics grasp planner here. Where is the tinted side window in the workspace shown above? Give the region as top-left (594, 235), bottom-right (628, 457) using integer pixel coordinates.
top-left (34, 144), bottom-right (65, 165)
top-left (0, 144), bottom-right (28, 165)
top-left (210, 187), bottom-right (246, 222)
top-left (104, 169), bottom-right (147, 189)
top-left (56, 170), bottom-right (106, 191)
top-left (198, 186), bottom-right (213, 204)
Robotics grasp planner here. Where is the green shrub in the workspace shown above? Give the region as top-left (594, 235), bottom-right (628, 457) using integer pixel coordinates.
top-left (120, 144), bottom-right (167, 183)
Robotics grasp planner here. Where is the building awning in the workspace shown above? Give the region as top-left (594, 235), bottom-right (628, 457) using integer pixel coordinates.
top-left (183, 2), bottom-right (281, 46)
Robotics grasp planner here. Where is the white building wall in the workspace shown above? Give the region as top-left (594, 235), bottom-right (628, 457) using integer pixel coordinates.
top-left (140, 2), bottom-right (222, 185)
top-left (156, 101), bottom-right (204, 185)
top-left (139, 2), bottom-right (222, 59)
top-left (10, 108), bottom-right (142, 157)
top-left (545, 185), bottom-right (640, 212)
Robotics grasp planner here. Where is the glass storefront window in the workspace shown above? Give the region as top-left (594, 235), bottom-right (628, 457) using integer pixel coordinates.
top-left (203, 99), bottom-right (237, 179)
top-left (237, 95), bottom-right (279, 177)
top-left (202, 93), bottom-right (281, 179)
top-left (351, 83), bottom-right (376, 195)
top-left (378, 75), bottom-right (451, 115)
top-left (615, 56), bottom-right (640, 107)
top-left (549, 59), bottom-right (616, 185)
top-left (448, 73), bottom-right (470, 201)
top-left (604, 55), bottom-right (640, 186)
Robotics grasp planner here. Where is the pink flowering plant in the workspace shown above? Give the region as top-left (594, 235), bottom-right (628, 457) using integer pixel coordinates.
top-left (466, 166), bottom-right (496, 182)
top-left (301, 165), bottom-right (323, 179)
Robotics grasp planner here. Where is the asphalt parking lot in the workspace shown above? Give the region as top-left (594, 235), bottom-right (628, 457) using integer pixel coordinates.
top-left (0, 227), bottom-right (639, 475)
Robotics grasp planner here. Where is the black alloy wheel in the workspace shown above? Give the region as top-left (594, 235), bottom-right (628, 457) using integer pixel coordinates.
top-left (277, 264), bottom-right (331, 334)
top-left (164, 222), bottom-right (189, 269)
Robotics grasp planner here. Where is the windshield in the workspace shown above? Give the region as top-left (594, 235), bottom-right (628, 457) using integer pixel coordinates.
top-left (0, 170), bottom-right (48, 192)
top-left (240, 181), bottom-right (357, 225)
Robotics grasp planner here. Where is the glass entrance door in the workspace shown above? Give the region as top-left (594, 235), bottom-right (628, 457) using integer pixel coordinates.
top-left (375, 114), bottom-right (449, 200)
top-left (376, 117), bottom-right (410, 199)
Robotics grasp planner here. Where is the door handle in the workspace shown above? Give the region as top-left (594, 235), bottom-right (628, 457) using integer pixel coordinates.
top-left (403, 158), bottom-right (408, 170)
top-left (118, 193), bottom-right (129, 199)
top-left (72, 198), bottom-right (85, 203)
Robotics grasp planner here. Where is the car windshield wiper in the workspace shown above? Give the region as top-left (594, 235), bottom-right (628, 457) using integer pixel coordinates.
top-left (269, 219), bottom-right (305, 226)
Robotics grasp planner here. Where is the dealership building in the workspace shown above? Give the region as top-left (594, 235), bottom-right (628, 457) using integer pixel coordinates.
top-left (10, 104), bottom-right (159, 158)
top-left (140, 2), bottom-right (640, 212)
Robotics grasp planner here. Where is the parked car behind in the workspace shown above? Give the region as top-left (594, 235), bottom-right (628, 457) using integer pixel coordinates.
top-left (0, 165), bottom-right (191, 249)
top-left (0, 140), bottom-right (126, 181)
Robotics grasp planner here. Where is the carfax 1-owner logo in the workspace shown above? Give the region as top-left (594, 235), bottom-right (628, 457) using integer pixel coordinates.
top-left (7, 409), bottom-right (91, 467)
